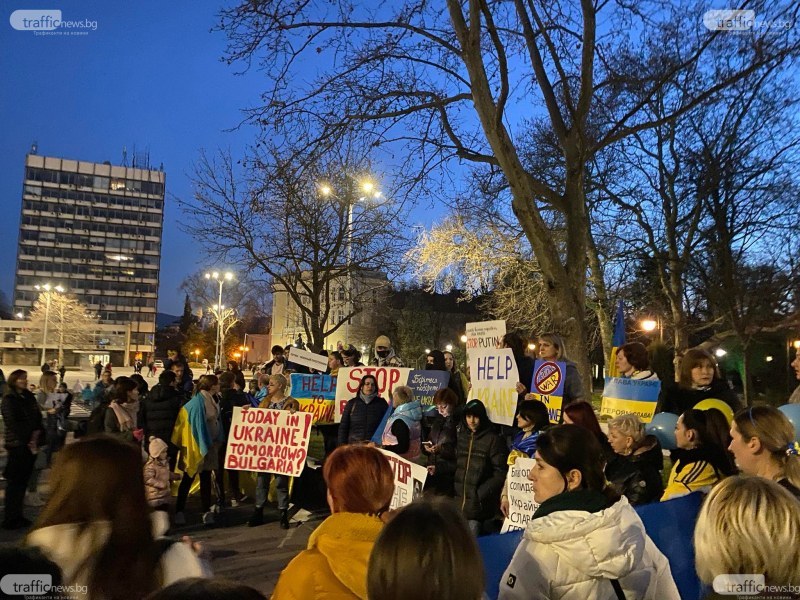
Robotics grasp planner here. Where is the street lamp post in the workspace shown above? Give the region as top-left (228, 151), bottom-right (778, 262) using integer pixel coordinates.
top-left (205, 271), bottom-right (233, 370)
top-left (640, 316), bottom-right (663, 343)
top-left (35, 283), bottom-right (64, 366)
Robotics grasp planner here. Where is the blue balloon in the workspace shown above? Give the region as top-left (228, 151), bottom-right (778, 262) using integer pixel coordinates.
top-left (778, 405), bottom-right (800, 442)
top-left (645, 412), bottom-right (679, 450)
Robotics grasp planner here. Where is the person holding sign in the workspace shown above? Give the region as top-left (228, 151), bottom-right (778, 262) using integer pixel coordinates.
top-left (248, 374), bottom-right (294, 528)
top-left (501, 401), bottom-right (550, 517)
top-left (615, 343), bottom-right (658, 381)
top-left (532, 333), bottom-right (584, 406)
top-left (338, 375), bottom-right (389, 446)
top-left (455, 400), bottom-right (508, 536)
top-left (499, 425), bottom-right (679, 600)
top-left (271, 445), bottom-right (394, 600)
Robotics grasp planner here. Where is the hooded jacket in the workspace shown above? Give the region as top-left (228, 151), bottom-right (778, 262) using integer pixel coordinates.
top-left (271, 512), bottom-right (384, 600)
top-left (369, 346), bottom-right (404, 368)
top-left (140, 383), bottom-right (182, 446)
top-left (454, 402), bottom-right (509, 520)
top-left (605, 435), bottom-right (665, 506)
top-left (381, 401), bottom-right (423, 460)
top-left (499, 494), bottom-right (680, 599)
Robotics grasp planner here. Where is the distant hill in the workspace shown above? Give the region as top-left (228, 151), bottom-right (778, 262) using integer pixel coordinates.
top-left (156, 312), bottom-right (181, 328)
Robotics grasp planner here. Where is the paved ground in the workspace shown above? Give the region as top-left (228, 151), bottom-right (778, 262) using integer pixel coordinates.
top-left (0, 363), bottom-right (326, 596)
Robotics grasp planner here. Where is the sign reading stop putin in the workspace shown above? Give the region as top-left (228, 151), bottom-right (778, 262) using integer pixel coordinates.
top-left (528, 360), bottom-right (566, 423)
top-left (333, 367), bottom-right (412, 423)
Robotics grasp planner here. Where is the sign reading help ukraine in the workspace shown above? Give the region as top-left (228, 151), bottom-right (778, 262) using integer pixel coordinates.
top-left (289, 373), bottom-right (336, 424)
top-left (600, 377), bottom-right (661, 423)
top-left (527, 360), bottom-right (566, 424)
top-left (501, 457), bottom-right (539, 533)
top-left (468, 349), bottom-right (519, 426)
top-left (380, 449), bottom-right (427, 510)
top-left (406, 370), bottom-right (450, 405)
top-left (334, 367), bottom-right (412, 423)
top-left (225, 407), bottom-right (312, 477)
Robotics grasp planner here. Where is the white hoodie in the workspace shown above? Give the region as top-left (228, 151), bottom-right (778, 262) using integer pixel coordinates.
top-left (499, 496), bottom-right (679, 600)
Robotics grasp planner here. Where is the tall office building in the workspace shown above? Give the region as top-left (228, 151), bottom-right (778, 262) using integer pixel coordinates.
top-left (13, 152), bottom-right (165, 363)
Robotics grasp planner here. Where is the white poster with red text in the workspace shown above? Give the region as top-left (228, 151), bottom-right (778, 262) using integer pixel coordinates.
top-left (334, 367), bottom-right (412, 423)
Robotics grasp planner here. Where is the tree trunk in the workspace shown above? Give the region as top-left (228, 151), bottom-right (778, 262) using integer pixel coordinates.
top-left (586, 230), bottom-right (614, 368)
top-left (741, 343), bottom-right (752, 407)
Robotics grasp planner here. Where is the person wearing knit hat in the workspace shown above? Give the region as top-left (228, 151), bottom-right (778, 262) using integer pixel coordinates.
top-left (143, 436), bottom-right (180, 512)
top-left (370, 335), bottom-right (405, 368)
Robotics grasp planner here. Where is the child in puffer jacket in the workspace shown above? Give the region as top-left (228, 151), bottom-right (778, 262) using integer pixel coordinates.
top-left (144, 436), bottom-right (180, 511)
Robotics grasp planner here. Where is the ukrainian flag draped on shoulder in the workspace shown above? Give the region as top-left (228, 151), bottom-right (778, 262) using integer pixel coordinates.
top-left (171, 392), bottom-right (211, 478)
top-left (608, 300), bottom-right (626, 377)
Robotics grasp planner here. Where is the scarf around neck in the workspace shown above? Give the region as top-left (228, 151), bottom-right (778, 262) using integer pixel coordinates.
top-left (109, 400), bottom-right (140, 431)
top-left (359, 390), bottom-right (378, 404)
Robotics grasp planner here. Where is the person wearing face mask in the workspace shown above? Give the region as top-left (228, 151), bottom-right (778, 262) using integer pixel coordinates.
top-left (499, 425), bottom-right (680, 600)
top-left (370, 335), bottom-right (404, 368)
top-left (658, 348), bottom-right (740, 416)
top-left (338, 375), bottom-right (389, 446)
top-left (454, 400), bottom-right (508, 536)
top-left (422, 389), bottom-right (459, 496)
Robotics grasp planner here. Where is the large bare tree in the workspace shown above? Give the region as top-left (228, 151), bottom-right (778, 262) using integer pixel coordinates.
top-left (216, 0), bottom-right (800, 386)
top-left (28, 292), bottom-right (98, 364)
top-left (179, 147), bottom-right (409, 351)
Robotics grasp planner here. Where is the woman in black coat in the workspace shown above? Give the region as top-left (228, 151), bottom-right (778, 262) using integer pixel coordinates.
top-left (422, 388), bottom-right (459, 496)
top-left (658, 348), bottom-right (741, 416)
top-left (337, 374), bottom-right (388, 446)
top-left (1, 370), bottom-right (45, 529)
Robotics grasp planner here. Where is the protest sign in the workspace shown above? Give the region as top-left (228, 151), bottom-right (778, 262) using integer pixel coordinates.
top-left (501, 457), bottom-right (539, 533)
top-left (465, 320), bottom-right (506, 356)
top-left (527, 360), bottom-right (566, 423)
top-left (225, 407), bottom-right (312, 477)
top-left (468, 348), bottom-right (519, 426)
top-left (290, 373), bottom-right (336, 424)
top-left (334, 366), bottom-right (412, 422)
top-left (379, 449), bottom-right (427, 509)
top-left (600, 377), bottom-right (662, 423)
top-left (286, 346), bottom-right (329, 372)
top-left (406, 370), bottom-right (450, 405)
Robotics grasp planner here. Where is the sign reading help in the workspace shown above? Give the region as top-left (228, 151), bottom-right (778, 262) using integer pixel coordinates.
top-left (406, 370), bottom-right (450, 405)
top-left (468, 348), bottom-right (519, 426)
top-left (600, 377), bottom-right (661, 423)
top-left (528, 360), bottom-right (566, 424)
top-left (225, 407), bottom-right (312, 477)
top-left (379, 449), bottom-right (427, 510)
top-left (334, 367), bottom-right (412, 423)
top-left (501, 457), bottom-right (539, 533)
top-left (290, 373), bottom-right (336, 424)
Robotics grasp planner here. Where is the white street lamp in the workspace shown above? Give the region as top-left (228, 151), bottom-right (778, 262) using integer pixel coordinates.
top-left (205, 271), bottom-right (233, 369)
top-left (714, 348), bottom-right (727, 358)
top-left (35, 283), bottom-right (64, 365)
top-left (445, 344), bottom-right (453, 352)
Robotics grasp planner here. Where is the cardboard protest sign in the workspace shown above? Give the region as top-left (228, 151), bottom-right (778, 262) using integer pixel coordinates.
top-left (290, 373), bottom-right (336, 424)
top-left (467, 349), bottom-right (519, 426)
top-left (334, 366), bottom-right (412, 423)
top-left (600, 377), bottom-right (662, 423)
top-left (465, 320), bottom-right (506, 357)
top-left (406, 370), bottom-right (450, 405)
top-left (286, 346), bottom-right (329, 372)
top-left (225, 407), bottom-right (312, 477)
top-left (501, 457), bottom-right (539, 533)
top-left (527, 360), bottom-right (566, 423)
top-left (379, 449), bottom-right (427, 509)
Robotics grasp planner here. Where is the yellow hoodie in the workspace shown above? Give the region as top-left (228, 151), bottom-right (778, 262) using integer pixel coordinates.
top-left (271, 512), bottom-right (384, 600)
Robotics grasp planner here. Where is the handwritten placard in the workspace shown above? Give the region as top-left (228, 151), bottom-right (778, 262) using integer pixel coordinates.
top-left (601, 377), bottom-right (662, 423)
top-left (467, 348), bottom-right (519, 426)
top-left (465, 320), bottom-right (506, 356)
top-left (290, 373), bottom-right (336, 424)
top-left (501, 457), bottom-right (539, 533)
top-left (225, 407), bottom-right (312, 477)
top-left (334, 367), bottom-right (412, 423)
top-left (406, 370), bottom-right (450, 405)
top-left (527, 360), bottom-right (567, 423)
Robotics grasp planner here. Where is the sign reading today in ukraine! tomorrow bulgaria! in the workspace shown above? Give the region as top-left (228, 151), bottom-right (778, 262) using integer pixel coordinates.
top-left (601, 377), bottom-right (662, 423)
top-left (468, 348), bottom-right (519, 426)
top-left (224, 407), bottom-right (312, 477)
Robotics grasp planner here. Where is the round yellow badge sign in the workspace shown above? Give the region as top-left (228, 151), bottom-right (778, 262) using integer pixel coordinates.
top-left (534, 362), bottom-right (562, 395)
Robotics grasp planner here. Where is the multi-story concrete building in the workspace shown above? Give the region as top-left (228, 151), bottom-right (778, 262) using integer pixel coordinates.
top-left (13, 152), bottom-right (165, 364)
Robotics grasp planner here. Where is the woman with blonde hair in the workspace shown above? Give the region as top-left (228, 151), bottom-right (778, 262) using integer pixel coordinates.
top-left (728, 406), bottom-right (800, 499)
top-left (531, 333), bottom-right (583, 405)
top-left (272, 445), bottom-right (394, 600)
top-left (695, 476), bottom-right (800, 588)
top-left (605, 413), bottom-right (664, 505)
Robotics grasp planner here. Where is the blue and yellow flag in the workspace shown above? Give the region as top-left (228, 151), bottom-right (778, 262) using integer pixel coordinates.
top-left (608, 300), bottom-right (626, 377)
top-left (171, 393), bottom-right (212, 478)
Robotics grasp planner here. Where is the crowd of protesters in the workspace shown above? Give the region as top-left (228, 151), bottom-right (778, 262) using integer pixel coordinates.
top-left (1, 334), bottom-right (799, 599)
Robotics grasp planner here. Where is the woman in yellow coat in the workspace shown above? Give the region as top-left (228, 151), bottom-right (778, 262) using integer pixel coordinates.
top-left (271, 445), bottom-right (394, 600)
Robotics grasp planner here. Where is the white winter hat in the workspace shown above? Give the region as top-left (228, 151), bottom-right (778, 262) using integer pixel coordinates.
top-left (148, 436), bottom-right (168, 457)
top-left (375, 335), bottom-right (392, 348)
